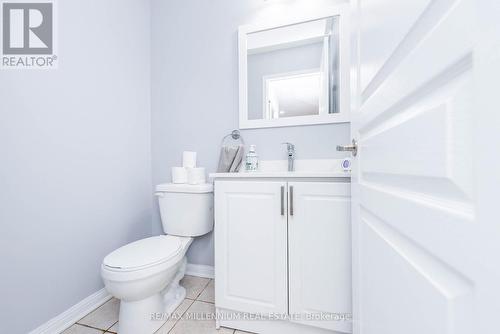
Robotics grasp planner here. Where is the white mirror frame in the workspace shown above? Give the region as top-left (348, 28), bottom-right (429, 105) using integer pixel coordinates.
top-left (238, 4), bottom-right (350, 129)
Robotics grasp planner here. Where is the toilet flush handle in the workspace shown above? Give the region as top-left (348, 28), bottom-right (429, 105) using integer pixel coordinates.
top-left (154, 192), bottom-right (165, 198)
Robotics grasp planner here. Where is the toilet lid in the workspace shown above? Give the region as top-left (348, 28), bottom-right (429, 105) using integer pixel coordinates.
top-left (103, 235), bottom-right (182, 270)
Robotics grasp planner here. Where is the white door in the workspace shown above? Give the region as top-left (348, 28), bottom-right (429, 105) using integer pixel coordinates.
top-left (288, 182), bottom-right (351, 333)
top-left (214, 180), bottom-right (288, 315)
top-left (348, 0), bottom-right (500, 333)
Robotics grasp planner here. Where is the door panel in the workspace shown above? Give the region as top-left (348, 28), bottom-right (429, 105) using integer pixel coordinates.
top-left (359, 208), bottom-right (472, 334)
top-left (214, 180), bottom-right (288, 315)
top-left (350, 0), bottom-right (496, 333)
top-left (359, 0), bottom-right (431, 93)
top-left (288, 182), bottom-right (351, 333)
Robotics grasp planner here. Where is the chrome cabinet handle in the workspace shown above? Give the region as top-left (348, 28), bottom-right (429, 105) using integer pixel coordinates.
top-left (336, 139), bottom-right (358, 156)
top-left (289, 186), bottom-right (294, 216)
top-left (280, 186), bottom-right (285, 216)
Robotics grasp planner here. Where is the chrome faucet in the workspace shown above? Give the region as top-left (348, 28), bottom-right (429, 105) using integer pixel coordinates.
top-left (282, 142), bottom-right (295, 172)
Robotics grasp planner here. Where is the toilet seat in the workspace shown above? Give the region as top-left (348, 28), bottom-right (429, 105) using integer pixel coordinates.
top-left (101, 235), bottom-right (193, 283)
top-left (103, 235), bottom-right (183, 272)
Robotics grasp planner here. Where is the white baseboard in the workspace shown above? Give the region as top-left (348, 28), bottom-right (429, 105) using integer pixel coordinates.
top-left (29, 264), bottom-right (212, 333)
top-left (29, 288), bottom-right (111, 334)
top-left (186, 263), bottom-right (214, 279)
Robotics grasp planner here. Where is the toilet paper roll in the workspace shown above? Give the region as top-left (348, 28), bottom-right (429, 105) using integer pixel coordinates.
top-left (187, 167), bottom-right (206, 185)
top-left (171, 167), bottom-right (188, 184)
top-left (182, 151), bottom-right (197, 168)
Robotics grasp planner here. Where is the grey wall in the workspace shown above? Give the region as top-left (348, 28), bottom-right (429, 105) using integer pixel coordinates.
top-left (0, 1), bottom-right (151, 333)
top-left (151, 0), bottom-right (350, 266)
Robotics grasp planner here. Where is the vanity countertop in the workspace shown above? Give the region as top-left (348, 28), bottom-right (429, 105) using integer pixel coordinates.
top-left (210, 171), bottom-right (350, 179)
top-left (209, 159), bottom-right (351, 179)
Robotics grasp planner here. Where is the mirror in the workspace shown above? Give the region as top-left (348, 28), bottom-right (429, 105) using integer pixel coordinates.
top-left (239, 7), bottom-right (350, 129)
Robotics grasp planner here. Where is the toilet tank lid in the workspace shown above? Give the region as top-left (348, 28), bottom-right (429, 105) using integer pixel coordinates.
top-left (156, 183), bottom-right (213, 194)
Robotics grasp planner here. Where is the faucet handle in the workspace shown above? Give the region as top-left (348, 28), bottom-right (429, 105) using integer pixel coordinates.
top-left (282, 142), bottom-right (295, 151)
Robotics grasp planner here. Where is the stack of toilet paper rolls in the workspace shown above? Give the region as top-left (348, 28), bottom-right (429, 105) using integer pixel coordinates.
top-left (171, 151), bottom-right (206, 184)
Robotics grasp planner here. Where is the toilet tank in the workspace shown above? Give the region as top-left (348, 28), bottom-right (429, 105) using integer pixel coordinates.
top-left (155, 183), bottom-right (213, 237)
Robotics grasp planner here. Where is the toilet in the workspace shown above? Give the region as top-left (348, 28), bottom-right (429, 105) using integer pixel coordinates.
top-left (101, 183), bottom-right (213, 334)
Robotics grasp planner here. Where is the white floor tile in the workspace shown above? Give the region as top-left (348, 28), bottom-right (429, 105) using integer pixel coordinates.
top-left (77, 298), bottom-right (119, 331)
top-left (106, 321), bottom-right (118, 333)
top-left (197, 279), bottom-right (215, 304)
top-left (62, 324), bottom-right (104, 334)
top-left (169, 301), bottom-right (234, 334)
top-left (69, 276), bottom-right (224, 333)
top-left (154, 298), bottom-right (194, 333)
top-left (180, 275), bottom-right (210, 300)
top-left (106, 298), bottom-right (195, 334)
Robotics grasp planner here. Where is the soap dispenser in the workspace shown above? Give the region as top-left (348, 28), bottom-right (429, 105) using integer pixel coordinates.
top-left (245, 145), bottom-right (259, 172)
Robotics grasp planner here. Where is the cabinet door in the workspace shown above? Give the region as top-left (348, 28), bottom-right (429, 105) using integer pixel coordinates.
top-left (215, 180), bottom-right (288, 315)
top-left (288, 182), bottom-right (351, 333)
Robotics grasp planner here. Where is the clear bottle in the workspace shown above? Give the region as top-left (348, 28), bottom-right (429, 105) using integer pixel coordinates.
top-left (245, 145), bottom-right (259, 172)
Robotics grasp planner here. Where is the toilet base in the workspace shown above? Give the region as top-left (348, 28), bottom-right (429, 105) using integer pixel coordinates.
top-left (117, 258), bottom-right (187, 334)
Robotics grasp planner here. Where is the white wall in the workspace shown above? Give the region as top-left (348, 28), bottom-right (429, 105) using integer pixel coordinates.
top-left (0, 1), bottom-right (151, 333)
top-left (151, 0), bottom-right (350, 266)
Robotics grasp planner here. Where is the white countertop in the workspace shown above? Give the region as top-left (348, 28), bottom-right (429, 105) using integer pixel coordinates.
top-left (209, 159), bottom-right (351, 179)
top-left (210, 171), bottom-right (350, 178)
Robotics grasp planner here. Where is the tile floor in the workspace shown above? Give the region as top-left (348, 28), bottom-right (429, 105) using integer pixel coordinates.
top-left (63, 276), bottom-right (252, 334)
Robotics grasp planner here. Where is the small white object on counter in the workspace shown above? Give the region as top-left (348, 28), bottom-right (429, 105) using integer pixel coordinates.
top-left (182, 151), bottom-right (197, 168)
top-left (245, 145), bottom-right (259, 172)
top-left (341, 158), bottom-right (352, 171)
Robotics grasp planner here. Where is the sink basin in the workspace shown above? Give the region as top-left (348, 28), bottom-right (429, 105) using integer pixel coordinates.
top-left (209, 159), bottom-right (351, 179)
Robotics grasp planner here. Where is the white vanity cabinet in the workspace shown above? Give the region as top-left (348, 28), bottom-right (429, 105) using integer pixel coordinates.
top-left (213, 176), bottom-right (351, 334)
top-left (214, 180), bottom-right (288, 315)
top-left (288, 182), bottom-right (351, 333)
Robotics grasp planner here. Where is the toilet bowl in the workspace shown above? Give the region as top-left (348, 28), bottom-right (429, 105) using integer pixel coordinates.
top-left (101, 183), bottom-right (213, 334)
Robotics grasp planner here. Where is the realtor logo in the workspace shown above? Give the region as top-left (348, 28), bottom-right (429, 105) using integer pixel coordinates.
top-left (1, 0), bottom-right (57, 69)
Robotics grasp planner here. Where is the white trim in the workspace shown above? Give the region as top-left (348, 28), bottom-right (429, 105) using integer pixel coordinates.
top-left (320, 35), bottom-right (330, 116)
top-left (29, 264), bottom-right (215, 334)
top-left (238, 3), bottom-right (351, 129)
top-left (186, 263), bottom-right (215, 279)
top-left (238, 25), bottom-right (249, 130)
top-left (240, 112), bottom-right (350, 130)
top-left (248, 36), bottom-right (325, 55)
top-left (29, 264), bottom-right (214, 334)
top-left (29, 289), bottom-right (111, 334)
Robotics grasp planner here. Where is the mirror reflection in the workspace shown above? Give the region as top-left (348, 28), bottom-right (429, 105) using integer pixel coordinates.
top-left (246, 17), bottom-right (339, 121)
